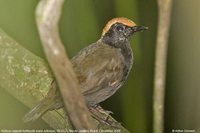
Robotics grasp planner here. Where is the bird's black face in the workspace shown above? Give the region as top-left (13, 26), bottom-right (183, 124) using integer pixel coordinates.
top-left (109, 23), bottom-right (134, 41)
top-left (114, 23), bottom-right (134, 39)
top-left (102, 23), bottom-right (148, 46)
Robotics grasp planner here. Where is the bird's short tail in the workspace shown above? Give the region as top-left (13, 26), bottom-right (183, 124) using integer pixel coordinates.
top-left (23, 81), bottom-right (62, 122)
top-left (23, 98), bottom-right (52, 122)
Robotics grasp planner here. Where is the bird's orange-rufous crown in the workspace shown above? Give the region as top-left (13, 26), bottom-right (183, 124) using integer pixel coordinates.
top-left (102, 17), bottom-right (136, 36)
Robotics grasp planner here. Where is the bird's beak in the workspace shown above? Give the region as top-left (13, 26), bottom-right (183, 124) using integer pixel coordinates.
top-left (132, 26), bottom-right (148, 32)
top-left (125, 25), bottom-right (148, 38)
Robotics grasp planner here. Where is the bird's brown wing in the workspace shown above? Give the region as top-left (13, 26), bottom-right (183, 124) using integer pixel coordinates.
top-left (72, 43), bottom-right (125, 95)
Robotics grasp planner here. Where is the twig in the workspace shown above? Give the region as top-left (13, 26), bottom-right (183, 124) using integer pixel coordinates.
top-left (153, 0), bottom-right (172, 133)
top-left (35, 0), bottom-right (95, 130)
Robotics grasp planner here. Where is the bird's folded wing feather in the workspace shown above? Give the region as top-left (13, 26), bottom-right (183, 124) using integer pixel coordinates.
top-left (71, 43), bottom-right (124, 95)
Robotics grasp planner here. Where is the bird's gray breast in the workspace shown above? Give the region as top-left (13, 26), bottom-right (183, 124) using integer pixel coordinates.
top-left (118, 42), bottom-right (134, 83)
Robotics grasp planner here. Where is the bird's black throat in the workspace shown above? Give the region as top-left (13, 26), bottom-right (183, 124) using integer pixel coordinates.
top-left (101, 36), bottom-right (133, 80)
top-left (101, 35), bottom-right (133, 61)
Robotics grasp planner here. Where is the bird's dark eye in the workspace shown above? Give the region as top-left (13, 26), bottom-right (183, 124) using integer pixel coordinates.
top-left (116, 25), bottom-right (124, 32)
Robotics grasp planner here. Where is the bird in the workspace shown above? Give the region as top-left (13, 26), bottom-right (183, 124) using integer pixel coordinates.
top-left (23, 17), bottom-right (148, 122)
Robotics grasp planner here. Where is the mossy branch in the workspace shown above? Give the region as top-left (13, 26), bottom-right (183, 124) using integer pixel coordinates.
top-left (0, 29), bottom-right (71, 129)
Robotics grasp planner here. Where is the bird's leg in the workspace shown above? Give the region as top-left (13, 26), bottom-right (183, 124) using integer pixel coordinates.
top-left (89, 105), bottom-right (109, 125)
top-left (89, 105), bottom-right (121, 128)
top-left (91, 104), bottom-right (113, 115)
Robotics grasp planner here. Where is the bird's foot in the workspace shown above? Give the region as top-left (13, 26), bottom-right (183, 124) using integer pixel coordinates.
top-left (89, 105), bottom-right (121, 128)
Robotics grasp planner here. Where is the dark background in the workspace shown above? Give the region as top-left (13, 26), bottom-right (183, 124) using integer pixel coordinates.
top-left (0, 0), bottom-right (200, 133)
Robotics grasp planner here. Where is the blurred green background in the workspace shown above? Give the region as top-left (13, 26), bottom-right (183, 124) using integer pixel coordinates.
top-left (0, 0), bottom-right (200, 133)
